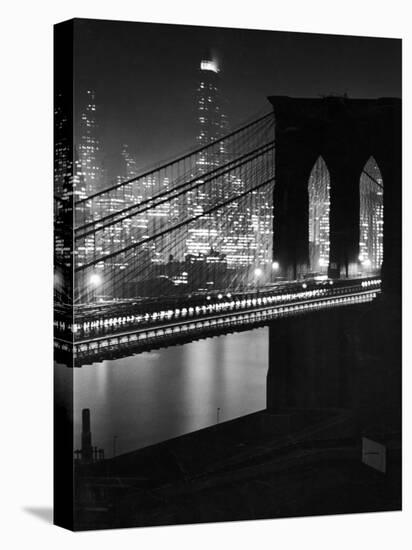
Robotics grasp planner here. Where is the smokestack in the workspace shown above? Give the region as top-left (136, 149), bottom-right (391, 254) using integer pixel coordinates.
top-left (81, 408), bottom-right (93, 463)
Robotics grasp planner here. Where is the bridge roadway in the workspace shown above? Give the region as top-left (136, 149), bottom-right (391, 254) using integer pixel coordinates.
top-left (54, 277), bottom-right (381, 367)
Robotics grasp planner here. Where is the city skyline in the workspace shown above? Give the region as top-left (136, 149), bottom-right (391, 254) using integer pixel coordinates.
top-left (54, 19), bottom-right (401, 532)
top-left (73, 19), bottom-right (401, 177)
top-left (71, 76), bottom-right (384, 290)
top-left (69, 20), bottom-right (392, 285)
top-left (57, 71), bottom-right (385, 304)
top-left (71, 57), bottom-right (276, 291)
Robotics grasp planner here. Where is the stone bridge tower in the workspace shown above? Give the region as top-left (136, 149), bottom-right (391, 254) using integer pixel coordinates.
top-left (266, 97), bottom-right (401, 433)
top-left (268, 96), bottom-right (401, 296)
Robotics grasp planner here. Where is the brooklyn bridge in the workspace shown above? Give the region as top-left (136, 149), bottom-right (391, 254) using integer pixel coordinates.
top-left (54, 93), bottom-right (401, 529)
top-left (55, 96), bottom-right (400, 375)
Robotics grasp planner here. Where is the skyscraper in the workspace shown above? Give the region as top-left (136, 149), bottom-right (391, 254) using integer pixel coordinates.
top-left (185, 58), bottom-right (229, 261)
top-left (78, 90), bottom-right (103, 196)
top-left (195, 59), bottom-right (228, 167)
top-left (54, 93), bottom-right (74, 268)
top-left (186, 58), bottom-right (272, 274)
top-left (75, 90), bottom-right (102, 270)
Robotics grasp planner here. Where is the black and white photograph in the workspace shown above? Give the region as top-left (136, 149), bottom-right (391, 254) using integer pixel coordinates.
top-left (2, 1), bottom-right (410, 547)
top-left (53, 17), bottom-right (402, 531)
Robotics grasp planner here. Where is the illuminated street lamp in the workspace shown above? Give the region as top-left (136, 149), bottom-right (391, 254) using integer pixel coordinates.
top-left (54, 269), bottom-right (63, 290)
top-left (272, 261), bottom-right (279, 271)
top-left (90, 273), bottom-right (102, 287)
top-left (89, 273), bottom-right (102, 303)
top-left (254, 267), bottom-right (263, 290)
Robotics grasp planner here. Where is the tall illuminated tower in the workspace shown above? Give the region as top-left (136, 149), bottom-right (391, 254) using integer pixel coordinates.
top-left (196, 59), bottom-right (228, 165)
top-left (74, 90), bottom-right (103, 269)
top-left (54, 93), bottom-right (75, 272)
top-left (78, 90), bottom-right (102, 196)
top-left (186, 58), bottom-right (229, 260)
top-left (187, 57), bottom-right (272, 273)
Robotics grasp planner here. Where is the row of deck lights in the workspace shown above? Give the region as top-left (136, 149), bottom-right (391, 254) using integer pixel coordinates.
top-left (361, 278), bottom-right (381, 287)
top-left (74, 282), bottom-right (352, 333)
top-left (76, 290), bottom-right (379, 353)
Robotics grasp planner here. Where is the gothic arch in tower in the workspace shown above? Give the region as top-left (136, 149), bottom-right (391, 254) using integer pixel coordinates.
top-left (308, 156), bottom-right (330, 273)
top-left (359, 156), bottom-right (384, 275)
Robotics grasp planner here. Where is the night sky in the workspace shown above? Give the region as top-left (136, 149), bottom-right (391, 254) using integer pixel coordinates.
top-left (73, 18), bottom-right (401, 180)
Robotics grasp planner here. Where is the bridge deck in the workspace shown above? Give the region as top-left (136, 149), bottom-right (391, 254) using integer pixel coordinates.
top-left (54, 278), bottom-right (381, 367)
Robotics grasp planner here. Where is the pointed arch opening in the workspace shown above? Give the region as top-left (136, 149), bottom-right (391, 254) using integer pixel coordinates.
top-left (359, 157), bottom-right (384, 275)
top-left (308, 156), bottom-right (330, 274)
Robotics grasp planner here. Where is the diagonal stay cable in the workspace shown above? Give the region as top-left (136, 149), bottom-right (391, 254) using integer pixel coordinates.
top-left (74, 114), bottom-right (274, 233)
top-left (76, 112), bottom-right (273, 206)
top-left (76, 161), bottom-right (275, 302)
top-left (75, 137), bottom-right (274, 235)
top-left (75, 175), bottom-right (276, 273)
top-left (362, 170), bottom-right (383, 189)
top-left (74, 116), bottom-right (274, 233)
top-left (75, 141), bottom-right (275, 238)
top-left (94, 162), bottom-right (275, 299)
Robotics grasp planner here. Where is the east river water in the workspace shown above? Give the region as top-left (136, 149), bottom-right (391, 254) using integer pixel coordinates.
top-left (70, 327), bottom-right (268, 457)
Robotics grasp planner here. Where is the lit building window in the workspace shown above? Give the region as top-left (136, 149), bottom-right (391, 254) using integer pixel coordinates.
top-left (200, 59), bottom-right (219, 73)
top-left (308, 156), bottom-right (330, 273)
top-left (359, 157), bottom-right (384, 274)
